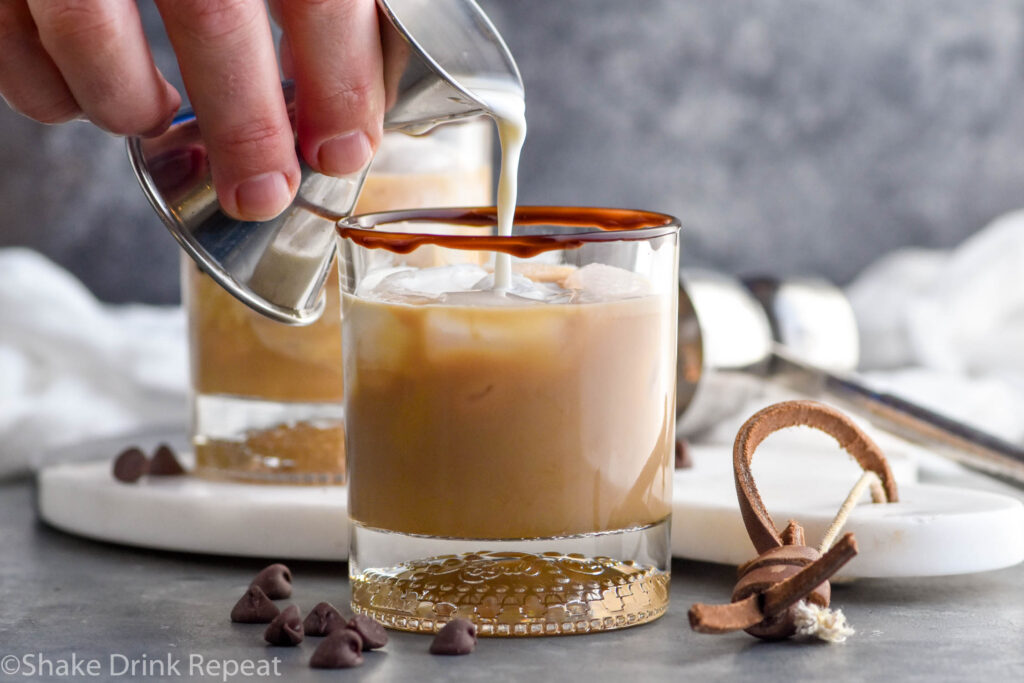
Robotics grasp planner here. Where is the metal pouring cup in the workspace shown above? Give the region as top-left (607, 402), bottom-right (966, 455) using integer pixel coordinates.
top-left (127, 0), bottom-right (522, 325)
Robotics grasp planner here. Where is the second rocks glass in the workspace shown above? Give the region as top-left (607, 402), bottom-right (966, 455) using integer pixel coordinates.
top-left (184, 121), bottom-right (492, 484)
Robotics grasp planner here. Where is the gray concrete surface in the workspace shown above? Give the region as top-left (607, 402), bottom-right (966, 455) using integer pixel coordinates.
top-left (1, 476), bottom-right (1021, 682)
top-left (5, 1), bottom-right (1024, 303)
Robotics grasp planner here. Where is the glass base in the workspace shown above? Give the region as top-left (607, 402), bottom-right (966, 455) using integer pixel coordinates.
top-left (349, 519), bottom-right (670, 636)
top-left (192, 394), bottom-right (345, 484)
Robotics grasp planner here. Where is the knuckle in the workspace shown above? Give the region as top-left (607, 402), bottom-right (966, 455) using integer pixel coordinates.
top-left (311, 77), bottom-right (377, 116)
top-left (209, 115), bottom-right (289, 154)
top-left (33, 0), bottom-right (122, 43)
top-left (172, 0), bottom-right (262, 43)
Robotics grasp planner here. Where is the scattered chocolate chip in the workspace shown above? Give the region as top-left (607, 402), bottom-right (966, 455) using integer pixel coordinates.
top-left (112, 447), bottom-right (149, 483)
top-left (675, 438), bottom-right (693, 469)
top-left (149, 443), bottom-right (186, 476)
top-left (251, 563), bottom-right (292, 600)
top-left (346, 614), bottom-right (388, 650)
top-left (430, 619), bottom-right (477, 655)
top-left (230, 585), bottom-right (280, 623)
top-left (264, 605), bottom-right (304, 646)
top-left (303, 601), bottom-right (346, 637)
top-left (310, 630), bottom-right (364, 669)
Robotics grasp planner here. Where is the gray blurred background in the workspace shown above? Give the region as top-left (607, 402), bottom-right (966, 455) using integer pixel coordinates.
top-left (3, 0), bottom-right (1024, 304)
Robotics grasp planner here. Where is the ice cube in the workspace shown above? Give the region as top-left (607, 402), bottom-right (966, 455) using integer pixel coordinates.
top-left (355, 266), bottom-right (413, 298)
top-left (472, 272), bottom-right (570, 304)
top-left (423, 293), bottom-right (569, 364)
top-left (367, 264), bottom-right (489, 303)
top-left (563, 263), bottom-right (652, 303)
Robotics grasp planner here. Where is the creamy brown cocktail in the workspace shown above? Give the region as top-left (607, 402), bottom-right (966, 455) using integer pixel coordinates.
top-left (344, 267), bottom-right (675, 539)
top-left (338, 207), bottom-right (680, 636)
top-left (187, 124), bottom-right (492, 483)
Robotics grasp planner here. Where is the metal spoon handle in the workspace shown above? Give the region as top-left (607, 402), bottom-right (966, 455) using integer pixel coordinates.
top-left (772, 346), bottom-right (1024, 486)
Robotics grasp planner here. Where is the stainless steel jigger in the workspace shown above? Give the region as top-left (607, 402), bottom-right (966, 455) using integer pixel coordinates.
top-left (127, 0), bottom-right (521, 325)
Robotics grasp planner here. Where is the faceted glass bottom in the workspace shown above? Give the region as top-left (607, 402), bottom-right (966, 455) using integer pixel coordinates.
top-left (350, 519), bottom-right (670, 636)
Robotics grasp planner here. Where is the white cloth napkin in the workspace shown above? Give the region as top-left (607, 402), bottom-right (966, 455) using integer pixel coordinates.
top-left (0, 248), bottom-right (187, 479)
top-left (846, 210), bottom-right (1024, 446)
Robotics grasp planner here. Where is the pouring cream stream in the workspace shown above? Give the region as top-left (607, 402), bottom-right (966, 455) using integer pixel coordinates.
top-left (467, 83), bottom-right (527, 291)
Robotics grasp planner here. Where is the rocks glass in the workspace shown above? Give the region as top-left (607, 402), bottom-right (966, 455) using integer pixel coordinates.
top-left (337, 207), bottom-right (680, 634)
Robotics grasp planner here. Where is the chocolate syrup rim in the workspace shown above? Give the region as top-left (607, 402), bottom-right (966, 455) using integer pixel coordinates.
top-left (336, 206), bottom-right (680, 257)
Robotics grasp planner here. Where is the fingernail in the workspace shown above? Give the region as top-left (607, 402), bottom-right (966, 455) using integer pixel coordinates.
top-left (234, 172), bottom-right (292, 220)
top-left (315, 131), bottom-right (372, 176)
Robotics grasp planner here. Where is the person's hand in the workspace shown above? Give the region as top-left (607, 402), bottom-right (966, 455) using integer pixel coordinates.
top-left (0, 0), bottom-right (385, 220)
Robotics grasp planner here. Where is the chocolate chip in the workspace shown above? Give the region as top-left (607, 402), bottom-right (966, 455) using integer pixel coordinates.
top-left (112, 447), bottom-right (148, 483)
top-left (346, 614), bottom-right (388, 650)
top-left (264, 605), bottom-right (304, 646)
top-left (430, 618), bottom-right (477, 655)
top-left (303, 601), bottom-right (346, 637)
top-left (675, 438), bottom-right (693, 469)
top-left (251, 563), bottom-right (292, 600)
top-left (149, 444), bottom-right (186, 476)
top-left (309, 630), bottom-right (364, 669)
top-left (230, 585), bottom-right (280, 623)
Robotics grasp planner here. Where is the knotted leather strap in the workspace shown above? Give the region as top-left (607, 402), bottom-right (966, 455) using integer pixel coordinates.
top-left (733, 400), bottom-right (899, 554)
